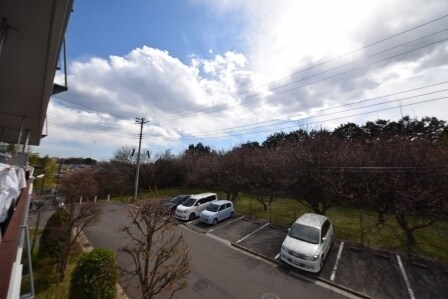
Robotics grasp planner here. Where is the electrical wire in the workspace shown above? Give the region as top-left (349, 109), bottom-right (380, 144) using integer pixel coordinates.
top-left (45, 16), bottom-right (448, 146)
top-left (156, 14), bottom-right (448, 118)
top-left (155, 18), bottom-right (448, 120)
top-left (157, 35), bottom-right (448, 121)
top-left (175, 83), bottom-right (448, 136)
top-left (150, 96), bottom-right (448, 140)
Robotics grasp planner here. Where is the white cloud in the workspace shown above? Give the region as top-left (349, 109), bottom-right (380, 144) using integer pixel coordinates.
top-left (43, 0), bottom-right (448, 159)
top-left (46, 46), bottom-right (277, 158)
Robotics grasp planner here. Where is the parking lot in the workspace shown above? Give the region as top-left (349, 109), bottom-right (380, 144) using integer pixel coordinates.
top-left (178, 215), bottom-right (448, 299)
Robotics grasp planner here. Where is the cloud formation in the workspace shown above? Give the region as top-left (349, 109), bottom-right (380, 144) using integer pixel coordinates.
top-left (42, 0), bottom-right (448, 159)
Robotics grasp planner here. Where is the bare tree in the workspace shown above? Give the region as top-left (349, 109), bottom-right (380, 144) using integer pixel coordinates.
top-left (243, 147), bottom-right (280, 210)
top-left (281, 130), bottom-right (344, 215)
top-left (57, 168), bottom-right (101, 282)
top-left (120, 200), bottom-right (191, 299)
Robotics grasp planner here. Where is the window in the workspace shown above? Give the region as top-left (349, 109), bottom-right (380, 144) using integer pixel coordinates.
top-left (219, 205), bottom-right (225, 211)
top-left (225, 203), bottom-right (231, 209)
top-left (207, 204), bottom-right (220, 212)
top-left (321, 220), bottom-right (330, 239)
top-left (183, 197), bottom-right (197, 207)
top-left (206, 195), bottom-right (216, 202)
top-left (288, 223), bottom-right (320, 244)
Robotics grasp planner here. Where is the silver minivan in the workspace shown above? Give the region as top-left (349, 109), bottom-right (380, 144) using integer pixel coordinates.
top-left (175, 193), bottom-right (217, 221)
top-left (280, 213), bottom-right (334, 273)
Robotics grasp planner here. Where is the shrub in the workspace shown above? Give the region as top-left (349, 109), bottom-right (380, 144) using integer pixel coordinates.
top-left (39, 208), bottom-right (69, 258)
top-left (69, 248), bottom-right (117, 299)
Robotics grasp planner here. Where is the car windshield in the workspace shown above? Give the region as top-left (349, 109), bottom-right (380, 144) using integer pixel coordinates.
top-left (169, 196), bottom-right (184, 204)
top-left (206, 204), bottom-right (220, 212)
top-left (288, 223), bottom-right (320, 244)
top-left (182, 197), bottom-right (196, 207)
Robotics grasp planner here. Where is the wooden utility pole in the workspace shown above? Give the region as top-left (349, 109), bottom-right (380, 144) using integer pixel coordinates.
top-left (134, 117), bottom-right (149, 201)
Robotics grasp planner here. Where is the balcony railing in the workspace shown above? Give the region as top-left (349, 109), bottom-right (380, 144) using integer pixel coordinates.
top-left (0, 177), bottom-right (33, 299)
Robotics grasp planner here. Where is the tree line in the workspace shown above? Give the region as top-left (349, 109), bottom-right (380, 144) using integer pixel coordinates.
top-left (89, 116), bottom-right (447, 244)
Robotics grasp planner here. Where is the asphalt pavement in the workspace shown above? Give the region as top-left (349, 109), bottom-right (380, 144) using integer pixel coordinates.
top-left (81, 204), bottom-right (355, 299)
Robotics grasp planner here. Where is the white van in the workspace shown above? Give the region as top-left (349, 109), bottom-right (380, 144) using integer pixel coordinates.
top-left (175, 193), bottom-right (218, 221)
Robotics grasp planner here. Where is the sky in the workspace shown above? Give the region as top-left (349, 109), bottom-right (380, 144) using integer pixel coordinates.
top-left (37, 0), bottom-right (448, 161)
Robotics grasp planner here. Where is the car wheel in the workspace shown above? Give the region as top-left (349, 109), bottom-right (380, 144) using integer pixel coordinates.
top-left (213, 218), bottom-right (218, 226)
top-left (189, 213), bottom-right (195, 221)
top-left (230, 212), bottom-right (235, 218)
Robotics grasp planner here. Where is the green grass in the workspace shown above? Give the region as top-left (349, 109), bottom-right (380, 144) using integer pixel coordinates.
top-left (126, 187), bottom-right (448, 262)
top-left (31, 245), bottom-right (83, 299)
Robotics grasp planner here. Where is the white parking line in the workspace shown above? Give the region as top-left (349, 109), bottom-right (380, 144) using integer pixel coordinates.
top-left (289, 271), bottom-right (363, 299)
top-left (186, 218), bottom-right (201, 225)
top-left (275, 252), bottom-right (281, 260)
top-left (235, 223), bottom-right (270, 244)
top-left (397, 255), bottom-right (415, 299)
top-left (330, 241), bottom-right (344, 281)
top-left (208, 216), bottom-right (244, 232)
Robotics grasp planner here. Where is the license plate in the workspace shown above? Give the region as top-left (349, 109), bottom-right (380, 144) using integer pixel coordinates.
top-left (288, 258), bottom-right (304, 267)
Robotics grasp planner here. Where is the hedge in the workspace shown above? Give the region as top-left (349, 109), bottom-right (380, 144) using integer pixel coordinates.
top-left (69, 248), bottom-right (117, 299)
top-left (38, 208), bottom-right (70, 258)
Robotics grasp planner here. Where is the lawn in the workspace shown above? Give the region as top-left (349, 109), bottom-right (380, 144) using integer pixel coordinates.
top-left (127, 188), bottom-right (448, 263)
top-left (27, 244), bottom-right (83, 298)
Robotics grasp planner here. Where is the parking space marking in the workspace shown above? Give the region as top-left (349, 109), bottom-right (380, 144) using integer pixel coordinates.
top-left (289, 271), bottom-right (363, 299)
top-left (275, 252), bottom-right (281, 260)
top-left (397, 255), bottom-right (415, 299)
top-left (235, 223), bottom-right (270, 244)
top-left (186, 218), bottom-right (201, 225)
top-left (330, 241), bottom-right (345, 281)
top-left (208, 216), bottom-right (244, 233)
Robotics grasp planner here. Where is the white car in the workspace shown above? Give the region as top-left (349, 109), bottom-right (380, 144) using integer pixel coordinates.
top-left (175, 193), bottom-right (217, 221)
top-left (200, 200), bottom-right (235, 225)
top-left (280, 213), bottom-right (334, 273)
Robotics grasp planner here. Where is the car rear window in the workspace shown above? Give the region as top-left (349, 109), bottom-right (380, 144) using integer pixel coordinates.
top-left (288, 223), bottom-right (320, 244)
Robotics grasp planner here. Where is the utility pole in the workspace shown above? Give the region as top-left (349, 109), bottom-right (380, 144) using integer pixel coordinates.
top-left (134, 117), bottom-right (150, 201)
top-left (53, 159), bottom-right (63, 204)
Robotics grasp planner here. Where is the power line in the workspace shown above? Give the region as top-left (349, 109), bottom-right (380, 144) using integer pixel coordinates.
top-left (158, 35), bottom-right (448, 121)
top-left (178, 82), bottom-right (448, 136)
top-left (46, 94), bottom-right (447, 142)
top-left (156, 15), bottom-right (448, 120)
top-left (235, 14), bottom-right (448, 96)
top-left (149, 96), bottom-right (448, 140)
top-left (44, 16), bottom-right (448, 146)
top-left (47, 118), bottom-right (133, 139)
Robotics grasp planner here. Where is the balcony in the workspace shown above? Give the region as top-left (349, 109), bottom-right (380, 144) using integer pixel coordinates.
top-left (0, 0), bottom-right (74, 298)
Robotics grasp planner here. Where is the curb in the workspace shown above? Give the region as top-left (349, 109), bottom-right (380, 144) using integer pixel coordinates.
top-left (78, 230), bottom-right (129, 299)
top-left (230, 242), bottom-right (372, 299)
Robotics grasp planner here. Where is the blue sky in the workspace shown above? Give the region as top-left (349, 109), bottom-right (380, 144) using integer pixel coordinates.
top-left (67, 1), bottom-right (245, 63)
top-left (37, 0), bottom-right (448, 161)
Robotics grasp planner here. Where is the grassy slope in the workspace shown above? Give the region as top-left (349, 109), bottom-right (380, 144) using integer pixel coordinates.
top-left (130, 188), bottom-right (447, 262)
top-left (32, 244), bottom-right (83, 298)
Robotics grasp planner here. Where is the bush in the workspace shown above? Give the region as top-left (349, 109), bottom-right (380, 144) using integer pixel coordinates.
top-left (39, 208), bottom-right (69, 258)
top-left (69, 248), bottom-right (117, 299)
